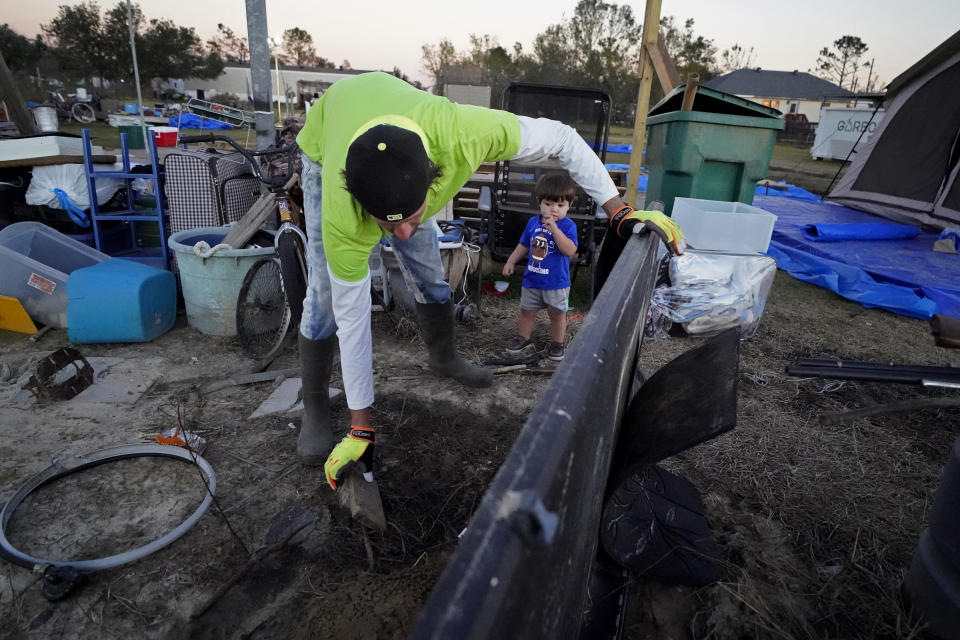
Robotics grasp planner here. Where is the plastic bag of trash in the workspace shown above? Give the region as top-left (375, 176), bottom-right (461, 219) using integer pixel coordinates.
top-left (650, 250), bottom-right (776, 339)
top-left (25, 164), bottom-right (123, 209)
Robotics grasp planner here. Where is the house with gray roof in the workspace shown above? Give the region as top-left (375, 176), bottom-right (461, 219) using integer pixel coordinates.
top-left (706, 69), bottom-right (853, 122)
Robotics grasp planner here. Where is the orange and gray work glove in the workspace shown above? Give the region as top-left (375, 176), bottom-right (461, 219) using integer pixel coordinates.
top-left (610, 205), bottom-right (686, 254)
top-left (324, 426), bottom-right (375, 490)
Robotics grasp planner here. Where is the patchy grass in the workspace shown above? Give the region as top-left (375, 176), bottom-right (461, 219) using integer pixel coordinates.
top-left (58, 119), bottom-right (262, 151)
top-left (626, 272), bottom-right (956, 639)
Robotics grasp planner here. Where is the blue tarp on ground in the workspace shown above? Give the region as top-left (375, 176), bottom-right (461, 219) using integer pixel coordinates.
top-left (756, 194), bottom-right (960, 319)
top-left (590, 142), bottom-right (636, 154)
top-left (168, 113), bottom-right (233, 129)
top-left (754, 180), bottom-right (821, 201)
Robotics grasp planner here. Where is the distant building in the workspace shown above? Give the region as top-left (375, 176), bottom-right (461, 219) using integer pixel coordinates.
top-left (444, 83), bottom-right (491, 108)
top-left (175, 63), bottom-right (369, 106)
top-left (706, 69), bottom-right (854, 122)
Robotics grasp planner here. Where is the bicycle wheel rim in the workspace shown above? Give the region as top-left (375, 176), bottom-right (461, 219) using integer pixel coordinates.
top-left (277, 231), bottom-right (307, 330)
top-left (72, 103), bottom-right (95, 124)
top-left (236, 258), bottom-right (290, 360)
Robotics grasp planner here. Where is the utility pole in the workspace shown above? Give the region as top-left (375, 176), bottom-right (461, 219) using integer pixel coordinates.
top-left (245, 0), bottom-right (275, 150)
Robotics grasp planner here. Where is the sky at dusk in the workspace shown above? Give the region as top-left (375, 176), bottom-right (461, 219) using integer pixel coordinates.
top-left (6, 0), bottom-right (959, 89)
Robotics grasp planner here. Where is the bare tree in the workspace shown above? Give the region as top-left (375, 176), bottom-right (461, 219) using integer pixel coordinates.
top-left (814, 35), bottom-right (868, 89)
top-left (719, 43), bottom-right (757, 73)
top-left (208, 23), bottom-right (248, 64)
top-left (421, 39), bottom-right (460, 94)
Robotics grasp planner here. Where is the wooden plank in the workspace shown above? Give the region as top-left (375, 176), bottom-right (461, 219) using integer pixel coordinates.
top-left (0, 51), bottom-right (38, 136)
top-left (0, 154), bottom-right (117, 168)
top-left (627, 0), bottom-right (663, 208)
top-left (200, 367), bottom-right (300, 394)
top-left (680, 74), bottom-right (700, 111)
top-left (221, 191), bottom-right (277, 248)
top-left (647, 36), bottom-right (681, 91)
top-left (222, 173), bottom-right (299, 249)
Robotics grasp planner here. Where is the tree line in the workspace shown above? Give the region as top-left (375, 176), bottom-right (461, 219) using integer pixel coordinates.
top-left (421, 0), bottom-right (876, 122)
top-left (420, 1), bottom-right (755, 123)
top-left (1, 0), bottom-right (875, 111)
top-left (0, 1), bottom-right (354, 95)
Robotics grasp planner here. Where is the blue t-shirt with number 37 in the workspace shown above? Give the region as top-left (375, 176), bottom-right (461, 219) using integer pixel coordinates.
top-left (519, 215), bottom-right (578, 290)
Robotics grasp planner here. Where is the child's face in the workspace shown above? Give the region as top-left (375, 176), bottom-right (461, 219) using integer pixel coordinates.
top-left (539, 197), bottom-right (571, 221)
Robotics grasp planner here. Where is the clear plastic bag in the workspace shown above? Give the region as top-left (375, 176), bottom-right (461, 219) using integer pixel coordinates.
top-left (650, 250), bottom-right (776, 339)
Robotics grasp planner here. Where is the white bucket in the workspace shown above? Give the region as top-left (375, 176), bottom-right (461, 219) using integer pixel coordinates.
top-left (32, 106), bottom-right (58, 133)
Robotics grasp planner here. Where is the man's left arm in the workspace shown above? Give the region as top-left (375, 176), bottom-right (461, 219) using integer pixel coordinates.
top-left (511, 116), bottom-right (684, 254)
top-left (511, 117), bottom-right (619, 209)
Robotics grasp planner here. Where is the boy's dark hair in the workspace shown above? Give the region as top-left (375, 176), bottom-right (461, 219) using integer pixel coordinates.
top-left (535, 172), bottom-right (577, 203)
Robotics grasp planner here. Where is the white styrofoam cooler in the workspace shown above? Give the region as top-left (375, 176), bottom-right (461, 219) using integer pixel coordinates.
top-left (671, 198), bottom-right (777, 253)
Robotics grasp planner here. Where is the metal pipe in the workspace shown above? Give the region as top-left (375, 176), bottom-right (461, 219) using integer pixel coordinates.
top-left (0, 444), bottom-right (216, 572)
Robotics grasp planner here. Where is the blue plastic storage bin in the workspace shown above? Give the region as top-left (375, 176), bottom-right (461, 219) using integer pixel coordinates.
top-left (0, 222), bottom-right (109, 328)
top-left (67, 258), bottom-right (176, 343)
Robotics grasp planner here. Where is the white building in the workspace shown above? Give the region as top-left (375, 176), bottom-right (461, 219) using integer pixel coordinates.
top-left (179, 63), bottom-right (369, 105)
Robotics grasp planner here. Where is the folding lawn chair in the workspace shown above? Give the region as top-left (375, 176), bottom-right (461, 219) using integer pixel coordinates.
top-left (479, 83), bottom-right (612, 307)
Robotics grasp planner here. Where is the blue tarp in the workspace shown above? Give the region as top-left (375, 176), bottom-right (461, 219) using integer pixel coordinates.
top-left (801, 223), bottom-right (919, 242)
top-left (756, 194), bottom-right (960, 319)
top-left (169, 113), bottom-right (233, 129)
top-left (590, 142), bottom-right (637, 154)
top-left (603, 164), bottom-right (648, 192)
top-left (754, 180), bottom-right (820, 201)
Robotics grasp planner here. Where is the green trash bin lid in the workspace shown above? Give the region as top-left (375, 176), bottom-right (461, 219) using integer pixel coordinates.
top-left (649, 84), bottom-right (784, 119)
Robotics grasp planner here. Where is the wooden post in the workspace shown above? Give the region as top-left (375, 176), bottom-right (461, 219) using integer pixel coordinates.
top-left (680, 74), bottom-right (700, 111)
top-left (626, 0), bottom-right (663, 208)
top-left (0, 51), bottom-right (39, 136)
top-left (647, 36), bottom-right (681, 93)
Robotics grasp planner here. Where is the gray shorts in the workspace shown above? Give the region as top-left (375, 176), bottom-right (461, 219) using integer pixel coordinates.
top-left (520, 287), bottom-right (569, 311)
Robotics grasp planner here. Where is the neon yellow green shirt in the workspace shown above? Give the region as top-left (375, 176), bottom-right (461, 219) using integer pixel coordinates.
top-left (297, 72), bottom-right (521, 282)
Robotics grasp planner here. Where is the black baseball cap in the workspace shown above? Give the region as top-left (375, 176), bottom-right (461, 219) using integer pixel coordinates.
top-left (344, 124), bottom-right (433, 221)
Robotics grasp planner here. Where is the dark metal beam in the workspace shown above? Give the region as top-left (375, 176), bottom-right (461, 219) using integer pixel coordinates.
top-left (410, 233), bottom-right (659, 640)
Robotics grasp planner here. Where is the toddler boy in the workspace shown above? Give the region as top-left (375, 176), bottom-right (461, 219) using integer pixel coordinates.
top-left (502, 172), bottom-right (579, 361)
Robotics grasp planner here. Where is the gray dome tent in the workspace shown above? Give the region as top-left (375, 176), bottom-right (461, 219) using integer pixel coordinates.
top-left (829, 30), bottom-right (960, 229)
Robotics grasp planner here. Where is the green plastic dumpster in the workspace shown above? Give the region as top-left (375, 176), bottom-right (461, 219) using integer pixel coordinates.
top-left (644, 85), bottom-right (785, 215)
top-left (117, 125), bottom-right (146, 149)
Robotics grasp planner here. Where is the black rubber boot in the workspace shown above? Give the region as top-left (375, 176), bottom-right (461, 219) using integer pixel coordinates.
top-left (415, 300), bottom-right (492, 387)
top-left (297, 333), bottom-right (336, 463)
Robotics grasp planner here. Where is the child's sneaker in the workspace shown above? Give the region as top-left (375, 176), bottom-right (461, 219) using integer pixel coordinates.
top-left (506, 335), bottom-right (535, 356)
top-left (547, 341), bottom-right (565, 362)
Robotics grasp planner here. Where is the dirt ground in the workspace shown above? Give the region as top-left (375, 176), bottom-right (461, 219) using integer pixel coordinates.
top-left (1, 265), bottom-right (956, 640)
top-left (1, 140), bottom-right (957, 638)
top-left (0, 288), bottom-right (559, 640)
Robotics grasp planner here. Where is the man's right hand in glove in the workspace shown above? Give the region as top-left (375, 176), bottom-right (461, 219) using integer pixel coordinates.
top-left (324, 426), bottom-right (375, 490)
top-left (609, 204), bottom-right (685, 254)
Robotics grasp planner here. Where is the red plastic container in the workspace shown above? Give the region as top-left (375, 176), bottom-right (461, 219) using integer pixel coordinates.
top-left (153, 127), bottom-right (178, 147)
